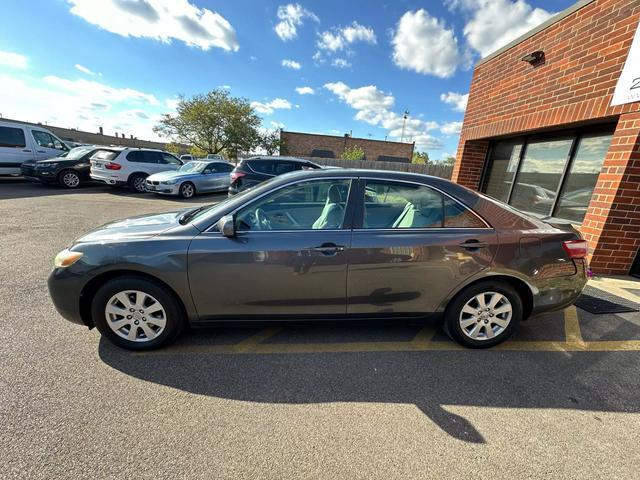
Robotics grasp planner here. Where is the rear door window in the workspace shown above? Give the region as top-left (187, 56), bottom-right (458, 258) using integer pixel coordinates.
top-left (247, 160), bottom-right (274, 175)
top-left (0, 126), bottom-right (26, 148)
top-left (211, 162), bottom-right (233, 173)
top-left (274, 161), bottom-right (297, 175)
top-left (443, 197), bottom-right (487, 228)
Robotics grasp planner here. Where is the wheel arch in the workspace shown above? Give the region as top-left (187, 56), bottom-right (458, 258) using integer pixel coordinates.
top-left (443, 274), bottom-right (534, 320)
top-left (79, 269), bottom-right (189, 328)
top-left (127, 171), bottom-right (149, 183)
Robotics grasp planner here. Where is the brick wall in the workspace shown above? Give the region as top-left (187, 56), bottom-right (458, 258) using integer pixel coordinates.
top-left (454, 0), bottom-right (640, 274)
top-left (281, 131), bottom-right (414, 162)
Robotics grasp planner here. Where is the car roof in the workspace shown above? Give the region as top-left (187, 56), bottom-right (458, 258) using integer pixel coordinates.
top-left (244, 156), bottom-right (313, 163)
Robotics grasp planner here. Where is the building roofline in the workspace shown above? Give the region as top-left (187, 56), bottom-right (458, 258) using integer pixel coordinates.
top-left (281, 130), bottom-right (414, 146)
top-left (476, 0), bottom-right (595, 67)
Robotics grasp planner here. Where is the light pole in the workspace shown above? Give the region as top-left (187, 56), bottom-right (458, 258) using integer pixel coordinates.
top-left (400, 110), bottom-right (409, 143)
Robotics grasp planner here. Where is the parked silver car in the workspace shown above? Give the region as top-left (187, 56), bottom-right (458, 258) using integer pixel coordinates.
top-left (146, 160), bottom-right (234, 198)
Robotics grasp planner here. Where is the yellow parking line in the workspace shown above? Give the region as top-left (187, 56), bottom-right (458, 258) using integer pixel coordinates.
top-left (564, 306), bottom-right (585, 345)
top-left (411, 324), bottom-right (438, 345)
top-left (235, 326), bottom-right (282, 353)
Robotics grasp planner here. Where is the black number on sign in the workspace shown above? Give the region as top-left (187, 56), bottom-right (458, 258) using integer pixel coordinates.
top-left (631, 78), bottom-right (640, 90)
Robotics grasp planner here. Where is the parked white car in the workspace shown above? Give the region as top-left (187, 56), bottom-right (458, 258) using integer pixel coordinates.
top-left (90, 147), bottom-right (183, 193)
top-left (0, 120), bottom-right (69, 175)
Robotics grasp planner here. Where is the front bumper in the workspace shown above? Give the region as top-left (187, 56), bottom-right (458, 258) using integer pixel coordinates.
top-left (48, 267), bottom-right (87, 326)
top-left (146, 181), bottom-right (180, 195)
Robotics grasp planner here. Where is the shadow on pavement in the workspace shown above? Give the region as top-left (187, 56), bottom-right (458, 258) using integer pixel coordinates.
top-left (98, 323), bottom-right (640, 444)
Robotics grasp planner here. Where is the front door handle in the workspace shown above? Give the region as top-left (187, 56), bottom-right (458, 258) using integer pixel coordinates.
top-left (310, 243), bottom-right (345, 255)
top-left (22, 149), bottom-right (32, 153)
top-left (37, 150), bottom-right (46, 153)
top-left (459, 240), bottom-right (489, 249)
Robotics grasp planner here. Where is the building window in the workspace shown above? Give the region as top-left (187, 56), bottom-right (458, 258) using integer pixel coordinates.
top-left (509, 137), bottom-right (573, 217)
top-left (554, 133), bottom-right (613, 223)
top-left (481, 128), bottom-right (613, 224)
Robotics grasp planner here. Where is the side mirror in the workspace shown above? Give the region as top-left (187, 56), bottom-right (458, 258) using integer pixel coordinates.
top-left (218, 214), bottom-right (235, 237)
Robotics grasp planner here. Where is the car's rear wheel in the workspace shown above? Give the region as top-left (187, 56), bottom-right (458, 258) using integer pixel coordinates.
top-left (444, 281), bottom-right (522, 348)
top-left (91, 276), bottom-right (184, 350)
top-left (59, 169), bottom-right (81, 189)
top-left (179, 182), bottom-right (196, 199)
top-left (129, 173), bottom-right (148, 193)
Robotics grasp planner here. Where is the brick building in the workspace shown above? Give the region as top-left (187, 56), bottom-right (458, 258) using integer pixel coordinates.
top-left (280, 130), bottom-right (415, 163)
top-left (454, 0), bottom-right (640, 275)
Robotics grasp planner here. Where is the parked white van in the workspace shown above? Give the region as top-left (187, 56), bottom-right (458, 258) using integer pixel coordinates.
top-left (0, 120), bottom-right (69, 175)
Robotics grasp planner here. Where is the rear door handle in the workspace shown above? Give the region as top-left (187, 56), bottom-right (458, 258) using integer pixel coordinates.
top-left (37, 150), bottom-right (46, 153)
top-left (459, 240), bottom-right (489, 249)
top-left (22, 149), bottom-right (32, 153)
top-left (310, 243), bottom-right (345, 255)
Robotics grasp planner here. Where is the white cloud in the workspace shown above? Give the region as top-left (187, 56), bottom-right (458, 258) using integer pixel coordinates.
top-left (281, 59), bottom-right (301, 70)
top-left (74, 63), bottom-right (98, 76)
top-left (218, 84), bottom-right (231, 90)
top-left (0, 50), bottom-right (27, 69)
top-left (0, 73), bottom-right (171, 141)
top-left (68, 0), bottom-right (239, 51)
top-left (331, 58), bottom-right (351, 69)
top-left (324, 81), bottom-right (442, 150)
top-left (165, 97), bottom-right (180, 110)
top-left (392, 10), bottom-right (461, 78)
top-left (440, 92), bottom-right (469, 112)
top-left (251, 98), bottom-right (292, 115)
top-left (270, 121), bottom-right (286, 129)
top-left (451, 0), bottom-right (554, 57)
top-left (317, 21), bottom-right (376, 52)
top-left (440, 121), bottom-right (463, 135)
top-left (274, 3), bottom-right (319, 41)
top-left (295, 86), bottom-right (315, 95)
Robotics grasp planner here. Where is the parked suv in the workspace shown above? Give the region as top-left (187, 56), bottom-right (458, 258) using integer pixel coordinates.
top-left (90, 148), bottom-right (183, 193)
top-left (0, 120), bottom-right (69, 176)
top-left (229, 156), bottom-right (320, 195)
top-left (21, 145), bottom-right (103, 188)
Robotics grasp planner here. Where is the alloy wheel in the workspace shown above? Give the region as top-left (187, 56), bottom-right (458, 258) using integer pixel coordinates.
top-left (62, 172), bottom-right (80, 188)
top-left (104, 290), bottom-right (167, 342)
top-left (133, 176), bottom-right (147, 192)
top-left (458, 291), bottom-right (512, 341)
top-left (180, 183), bottom-right (195, 198)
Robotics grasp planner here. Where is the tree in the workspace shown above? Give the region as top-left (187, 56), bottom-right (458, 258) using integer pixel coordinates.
top-left (165, 142), bottom-right (182, 155)
top-left (442, 156), bottom-right (456, 166)
top-left (154, 89), bottom-right (262, 159)
top-left (189, 146), bottom-right (208, 158)
top-left (260, 130), bottom-right (282, 155)
top-left (412, 151), bottom-right (429, 165)
top-left (341, 145), bottom-right (365, 161)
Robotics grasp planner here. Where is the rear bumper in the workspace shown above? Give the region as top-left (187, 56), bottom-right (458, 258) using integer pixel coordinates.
top-left (530, 260), bottom-right (588, 316)
top-left (90, 172), bottom-right (126, 186)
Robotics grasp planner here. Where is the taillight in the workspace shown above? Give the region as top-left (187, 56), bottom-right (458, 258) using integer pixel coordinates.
top-left (105, 162), bottom-right (121, 170)
top-left (563, 240), bottom-right (588, 259)
top-left (230, 171), bottom-right (246, 183)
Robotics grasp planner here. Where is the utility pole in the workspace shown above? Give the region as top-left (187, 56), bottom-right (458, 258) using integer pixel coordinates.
top-left (400, 110), bottom-right (409, 143)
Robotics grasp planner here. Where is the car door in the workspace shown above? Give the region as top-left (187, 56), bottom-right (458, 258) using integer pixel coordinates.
top-left (346, 178), bottom-right (499, 316)
top-left (0, 125), bottom-right (34, 173)
top-left (203, 162), bottom-right (232, 192)
top-left (188, 177), bottom-right (356, 319)
top-left (30, 129), bottom-right (67, 160)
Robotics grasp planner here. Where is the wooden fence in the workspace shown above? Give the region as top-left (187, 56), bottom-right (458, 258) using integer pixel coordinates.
top-left (308, 158), bottom-right (454, 179)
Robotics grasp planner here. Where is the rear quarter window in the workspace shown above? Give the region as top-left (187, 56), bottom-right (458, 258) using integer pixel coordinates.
top-left (0, 126), bottom-right (26, 148)
top-left (247, 160), bottom-right (274, 175)
top-left (444, 197), bottom-right (487, 228)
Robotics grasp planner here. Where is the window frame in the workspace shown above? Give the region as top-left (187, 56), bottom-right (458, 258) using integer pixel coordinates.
top-left (479, 124), bottom-right (615, 222)
top-left (353, 177), bottom-right (492, 231)
top-left (206, 176), bottom-right (358, 234)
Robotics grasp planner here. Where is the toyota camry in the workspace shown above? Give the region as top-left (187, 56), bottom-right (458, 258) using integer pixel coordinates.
top-left (48, 169), bottom-right (589, 350)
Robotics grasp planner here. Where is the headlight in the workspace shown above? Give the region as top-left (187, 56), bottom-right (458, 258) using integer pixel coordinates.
top-left (162, 180), bottom-right (178, 185)
top-left (54, 249), bottom-right (83, 268)
top-left (38, 163), bottom-right (57, 168)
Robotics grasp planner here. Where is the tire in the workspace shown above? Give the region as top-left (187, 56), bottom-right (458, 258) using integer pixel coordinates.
top-left (129, 173), bottom-right (148, 193)
top-left (91, 276), bottom-right (185, 350)
top-left (444, 280), bottom-right (522, 349)
top-left (58, 169), bottom-right (81, 189)
top-left (179, 182), bottom-right (196, 199)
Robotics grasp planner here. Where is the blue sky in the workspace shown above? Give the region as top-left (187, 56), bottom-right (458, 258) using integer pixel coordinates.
top-left (0, 0), bottom-right (573, 160)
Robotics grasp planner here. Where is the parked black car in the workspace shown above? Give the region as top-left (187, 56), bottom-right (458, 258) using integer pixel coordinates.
top-left (48, 168), bottom-right (589, 351)
top-left (229, 156), bottom-right (321, 195)
top-left (21, 145), bottom-right (103, 188)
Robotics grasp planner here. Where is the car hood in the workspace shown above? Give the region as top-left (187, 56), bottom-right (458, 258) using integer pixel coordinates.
top-left (147, 171), bottom-right (195, 182)
top-left (75, 210), bottom-right (188, 243)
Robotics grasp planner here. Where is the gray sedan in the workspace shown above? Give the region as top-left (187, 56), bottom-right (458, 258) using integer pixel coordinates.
top-left (146, 160), bottom-right (233, 198)
top-left (48, 168), bottom-right (589, 350)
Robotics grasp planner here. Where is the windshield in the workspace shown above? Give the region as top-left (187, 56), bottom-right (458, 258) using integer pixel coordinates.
top-left (65, 146), bottom-right (94, 160)
top-left (179, 161), bottom-right (206, 173)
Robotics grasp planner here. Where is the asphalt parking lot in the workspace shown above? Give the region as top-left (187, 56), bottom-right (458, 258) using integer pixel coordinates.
top-left (2, 178), bottom-right (640, 479)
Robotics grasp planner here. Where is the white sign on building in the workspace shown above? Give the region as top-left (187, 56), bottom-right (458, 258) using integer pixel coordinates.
top-left (612, 21), bottom-right (640, 106)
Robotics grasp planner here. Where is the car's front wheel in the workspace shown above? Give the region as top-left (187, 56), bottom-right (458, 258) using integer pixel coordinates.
top-left (444, 281), bottom-right (522, 348)
top-left (91, 276), bottom-right (184, 350)
top-left (129, 173), bottom-right (148, 193)
top-left (59, 169), bottom-right (81, 189)
top-left (179, 182), bottom-right (196, 199)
